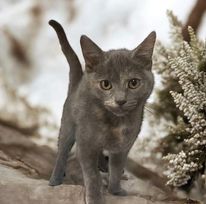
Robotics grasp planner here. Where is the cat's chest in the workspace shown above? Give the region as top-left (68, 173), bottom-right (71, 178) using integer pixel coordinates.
top-left (104, 123), bottom-right (138, 152)
top-left (111, 125), bottom-right (129, 141)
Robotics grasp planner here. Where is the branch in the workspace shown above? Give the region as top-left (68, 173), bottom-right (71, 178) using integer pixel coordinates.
top-left (126, 158), bottom-right (173, 194)
top-left (0, 118), bottom-right (38, 136)
top-left (183, 0), bottom-right (206, 42)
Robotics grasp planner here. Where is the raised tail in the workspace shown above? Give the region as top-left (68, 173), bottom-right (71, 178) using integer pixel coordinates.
top-left (49, 20), bottom-right (83, 94)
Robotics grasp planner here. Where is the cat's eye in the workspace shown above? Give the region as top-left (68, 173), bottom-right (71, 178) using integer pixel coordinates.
top-left (128, 78), bottom-right (140, 89)
top-left (100, 80), bottom-right (112, 90)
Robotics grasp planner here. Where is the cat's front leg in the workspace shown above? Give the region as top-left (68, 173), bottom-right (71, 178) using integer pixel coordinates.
top-left (108, 151), bottom-right (129, 196)
top-left (77, 144), bottom-right (105, 204)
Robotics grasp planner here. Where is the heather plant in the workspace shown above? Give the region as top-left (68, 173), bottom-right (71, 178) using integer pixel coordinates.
top-left (152, 11), bottom-right (206, 190)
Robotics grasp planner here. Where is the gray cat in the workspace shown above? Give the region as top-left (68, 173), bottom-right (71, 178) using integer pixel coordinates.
top-left (48, 20), bottom-right (156, 204)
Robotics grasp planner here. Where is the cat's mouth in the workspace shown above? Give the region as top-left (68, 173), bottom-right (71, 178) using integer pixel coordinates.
top-left (105, 106), bottom-right (129, 117)
top-left (104, 101), bottom-right (137, 117)
top-left (111, 109), bottom-right (127, 117)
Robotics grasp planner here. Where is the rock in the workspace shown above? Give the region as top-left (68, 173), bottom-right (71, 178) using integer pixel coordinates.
top-left (0, 165), bottom-right (200, 204)
top-left (0, 124), bottom-right (200, 204)
top-left (0, 164), bottom-right (85, 204)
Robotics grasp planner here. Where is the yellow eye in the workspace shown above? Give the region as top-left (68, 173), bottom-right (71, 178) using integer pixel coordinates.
top-left (100, 80), bottom-right (112, 90)
top-left (128, 78), bottom-right (140, 89)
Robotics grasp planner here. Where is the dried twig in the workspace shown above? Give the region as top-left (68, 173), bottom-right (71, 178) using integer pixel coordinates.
top-left (126, 158), bottom-right (173, 194)
top-left (183, 0), bottom-right (206, 42)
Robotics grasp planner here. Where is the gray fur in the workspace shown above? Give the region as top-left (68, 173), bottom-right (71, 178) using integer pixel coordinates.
top-left (49, 20), bottom-right (156, 204)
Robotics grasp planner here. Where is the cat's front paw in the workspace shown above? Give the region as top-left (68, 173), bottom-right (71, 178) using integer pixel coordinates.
top-left (108, 187), bottom-right (127, 196)
top-left (86, 195), bottom-right (105, 204)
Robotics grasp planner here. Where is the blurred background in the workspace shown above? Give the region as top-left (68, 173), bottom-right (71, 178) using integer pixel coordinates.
top-left (0, 0), bottom-right (205, 145)
top-left (0, 0), bottom-right (206, 203)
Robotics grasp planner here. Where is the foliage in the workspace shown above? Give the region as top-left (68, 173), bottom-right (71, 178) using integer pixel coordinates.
top-left (153, 11), bottom-right (206, 188)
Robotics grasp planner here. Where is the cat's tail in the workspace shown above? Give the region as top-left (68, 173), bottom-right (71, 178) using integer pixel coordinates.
top-left (49, 20), bottom-right (83, 94)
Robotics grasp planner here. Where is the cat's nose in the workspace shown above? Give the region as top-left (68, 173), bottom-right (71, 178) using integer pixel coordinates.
top-left (115, 100), bottom-right (127, 106)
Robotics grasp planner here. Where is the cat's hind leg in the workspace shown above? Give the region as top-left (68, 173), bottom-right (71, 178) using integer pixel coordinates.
top-left (49, 100), bottom-right (75, 186)
top-left (98, 151), bottom-right (108, 173)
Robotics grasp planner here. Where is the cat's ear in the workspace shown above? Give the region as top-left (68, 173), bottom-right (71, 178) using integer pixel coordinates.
top-left (131, 31), bottom-right (156, 69)
top-left (80, 35), bottom-right (103, 72)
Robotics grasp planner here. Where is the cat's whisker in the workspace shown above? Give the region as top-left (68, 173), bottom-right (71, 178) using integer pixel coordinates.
top-left (144, 105), bottom-right (154, 115)
top-left (126, 101), bottom-right (137, 106)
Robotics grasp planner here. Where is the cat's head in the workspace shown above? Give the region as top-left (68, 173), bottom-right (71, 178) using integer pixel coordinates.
top-left (80, 32), bottom-right (156, 117)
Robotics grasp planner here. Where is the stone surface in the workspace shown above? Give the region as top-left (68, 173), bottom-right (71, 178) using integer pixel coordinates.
top-left (0, 124), bottom-right (200, 204)
top-left (0, 165), bottom-right (200, 204)
top-left (0, 165), bottom-right (85, 204)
